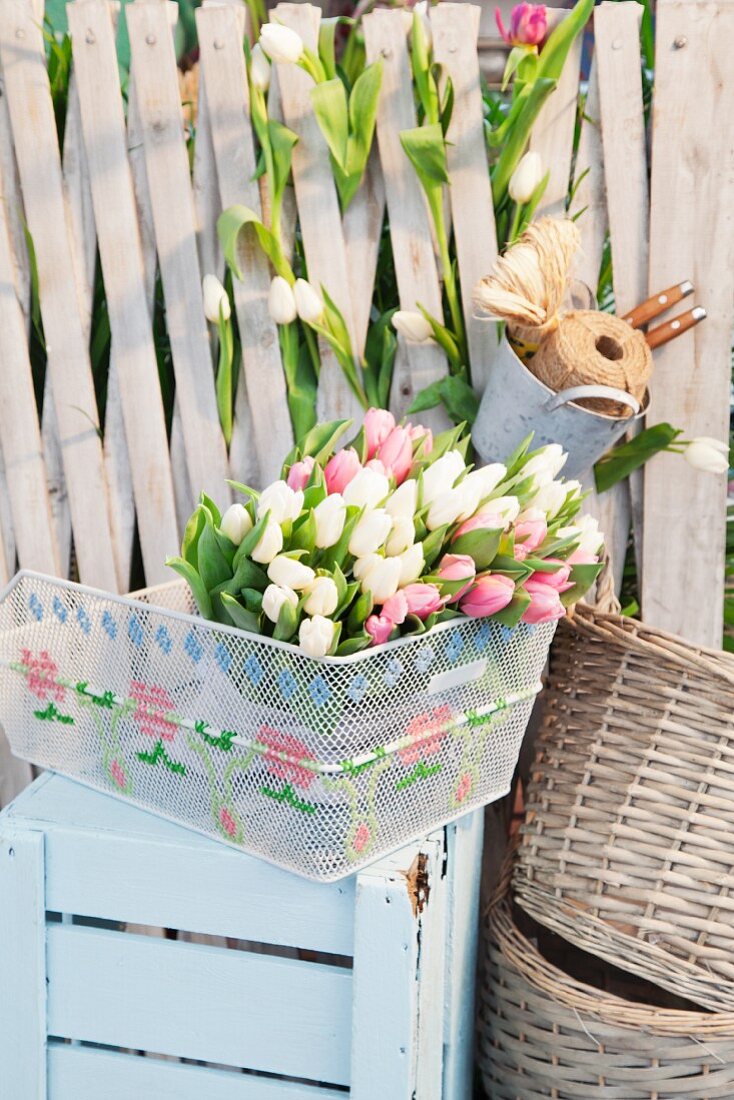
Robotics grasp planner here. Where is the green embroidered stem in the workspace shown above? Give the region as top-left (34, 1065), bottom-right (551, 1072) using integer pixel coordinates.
top-left (194, 720), bottom-right (237, 752)
top-left (395, 761), bottom-right (443, 791)
top-left (137, 739), bottom-right (187, 776)
top-left (260, 782), bottom-right (317, 815)
top-left (33, 702), bottom-right (73, 725)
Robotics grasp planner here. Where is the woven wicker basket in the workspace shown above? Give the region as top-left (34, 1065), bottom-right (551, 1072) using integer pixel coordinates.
top-left (513, 594), bottom-right (734, 1013)
top-left (478, 864), bottom-right (734, 1099)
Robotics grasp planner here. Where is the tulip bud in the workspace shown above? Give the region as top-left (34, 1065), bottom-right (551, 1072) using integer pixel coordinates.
top-left (381, 590), bottom-right (409, 625)
top-left (522, 578), bottom-right (566, 625)
top-left (513, 507), bottom-right (548, 561)
top-left (202, 274), bottom-right (230, 323)
top-left (262, 583), bottom-right (298, 624)
top-left (313, 493), bottom-right (347, 549)
top-left (251, 517), bottom-right (283, 564)
top-left (268, 276), bottom-right (297, 325)
top-left (259, 22), bottom-right (304, 64)
top-left (299, 615), bottom-right (336, 658)
top-left (437, 553), bottom-right (476, 601)
top-left (508, 151), bottom-right (543, 205)
top-left (256, 480), bottom-right (304, 525)
top-left (364, 408), bottom-right (396, 459)
top-left (528, 559), bottom-right (573, 593)
top-left (355, 554), bottom-right (402, 603)
top-left (530, 479), bottom-right (567, 519)
top-left (267, 554), bottom-right (315, 591)
top-left (397, 542), bottom-right (424, 586)
top-left (454, 496), bottom-right (520, 540)
top-left (343, 466), bottom-right (390, 510)
top-left (293, 278), bottom-right (324, 324)
top-left (426, 484), bottom-right (475, 531)
top-left (460, 574), bottom-right (515, 618)
top-left (286, 456), bottom-right (315, 491)
top-left (365, 614), bottom-right (395, 647)
top-left (349, 509), bottom-right (392, 558)
top-left (684, 436), bottom-right (730, 474)
top-left (457, 464), bottom-right (507, 519)
top-left (303, 575), bottom-right (339, 617)
top-left (385, 514), bottom-right (415, 557)
top-left (421, 449), bottom-right (465, 506)
top-left (402, 582), bottom-right (443, 620)
top-left (220, 503), bottom-right (253, 546)
top-left (522, 444), bottom-right (568, 487)
top-left (574, 514), bottom-right (604, 557)
top-left (496, 2), bottom-right (548, 47)
top-left (408, 423), bottom-right (433, 456)
top-left (385, 478), bottom-right (418, 519)
top-left (414, 0), bottom-right (433, 46)
top-left (392, 310), bottom-right (434, 343)
top-left (250, 42), bottom-right (272, 90)
top-left (377, 426), bottom-right (413, 485)
top-left (324, 448), bottom-right (362, 495)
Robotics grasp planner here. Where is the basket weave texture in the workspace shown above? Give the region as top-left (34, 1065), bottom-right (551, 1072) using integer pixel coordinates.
top-left (478, 872), bottom-right (734, 1099)
top-left (513, 601), bottom-right (734, 1012)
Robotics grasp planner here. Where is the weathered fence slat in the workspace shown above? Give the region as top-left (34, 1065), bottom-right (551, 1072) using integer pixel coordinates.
top-left (343, 149), bottom-right (386, 359)
top-left (432, 2), bottom-right (498, 395)
top-left (363, 8), bottom-right (449, 424)
top-left (642, 0), bottom-right (734, 647)
top-left (127, 1), bottom-right (231, 511)
top-left (0, 0), bottom-right (118, 591)
top-left (198, 4), bottom-right (294, 484)
top-left (569, 59), bottom-right (606, 292)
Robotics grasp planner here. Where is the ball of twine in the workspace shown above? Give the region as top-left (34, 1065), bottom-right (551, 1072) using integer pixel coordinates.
top-left (528, 310), bottom-right (652, 417)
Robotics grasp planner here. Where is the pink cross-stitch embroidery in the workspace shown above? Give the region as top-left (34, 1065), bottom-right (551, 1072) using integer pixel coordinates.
top-left (220, 807), bottom-right (238, 837)
top-left (455, 771), bottom-right (473, 804)
top-left (22, 648), bottom-right (65, 703)
top-left (259, 726), bottom-right (317, 790)
top-left (110, 761), bottom-right (127, 789)
top-left (399, 705), bottom-right (452, 767)
top-left (130, 681), bottom-right (177, 741)
top-left (353, 822), bottom-right (371, 853)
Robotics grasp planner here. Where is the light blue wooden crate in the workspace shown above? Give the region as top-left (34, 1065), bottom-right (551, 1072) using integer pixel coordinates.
top-left (0, 772), bottom-right (482, 1099)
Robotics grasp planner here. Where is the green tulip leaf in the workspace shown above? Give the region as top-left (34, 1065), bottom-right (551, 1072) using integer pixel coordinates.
top-left (491, 589), bottom-right (531, 628)
top-left (451, 528), bottom-right (503, 571)
top-left (166, 556), bottom-right (213, 620)
top-left (220, 593), bottom-right (260, 633)
top-left (218, 204), bottom-right (291, 282)
top-left (181, 505), bottom-right (206, 568)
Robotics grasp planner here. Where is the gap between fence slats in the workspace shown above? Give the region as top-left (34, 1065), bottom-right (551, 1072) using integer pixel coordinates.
top-left (431, 2), bottom-right (498, 396)
top-left (642, 0), bottom-right (734, 646)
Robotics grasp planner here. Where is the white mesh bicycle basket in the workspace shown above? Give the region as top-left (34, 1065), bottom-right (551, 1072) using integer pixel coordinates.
top-left (0, 571), bottom-right (555, 880)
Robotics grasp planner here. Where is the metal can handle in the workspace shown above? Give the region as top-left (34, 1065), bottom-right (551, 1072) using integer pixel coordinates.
top-left (545, 384), bottom-right (640, 416)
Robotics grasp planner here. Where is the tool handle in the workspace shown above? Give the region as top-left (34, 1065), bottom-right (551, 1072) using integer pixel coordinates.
top-left (646, 307), bottom-right (707, 349)
top-left (622, 281), bottom-right (694, 328)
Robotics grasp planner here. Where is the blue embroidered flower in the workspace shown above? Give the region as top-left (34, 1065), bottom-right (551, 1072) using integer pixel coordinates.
top-left (128, 615), bottom-right (144, 647)
top-left (102, 611), bottom-right (117, 640)
top-left (76, 606), bottom-right (91, 636)
top-left (155, 625), bottom-right (172, 655)
top-left (500, 625), bottom-right (515, 644)
top-left (445, 631), bottom-right (465, 663)
top-left (215, 643), bottom-right (231, 674)
top-left (28, 593), bottom-right (43, 622)
top-left (244, 654), bottom-right (263, 686)
top-left (347, 673), bottom-right (368, 703)
top-left (309, 676), bottom-right (331, 707)
top-left (414, 645), bottom-right (435, 674)
top-left (525, 623), bottom-right (537, 636)
top-left (383, 658), bottom-right (403, 689)
top-left (277, 668), bottom-right (297, 700)
top-left (184, 630), bottom-right (202, 663)
top-left (475, 623), bottom-right (491, 652)
top-left (52, 597), bottom-right (67, 624)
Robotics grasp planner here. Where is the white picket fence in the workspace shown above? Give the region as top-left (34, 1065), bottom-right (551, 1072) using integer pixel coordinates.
top-left (0, 0), bottom-right (732, 631)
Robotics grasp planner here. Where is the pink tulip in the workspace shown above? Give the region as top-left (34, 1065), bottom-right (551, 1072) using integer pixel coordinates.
top-left (567, 547), bottom-right (599, 566)
top-left (513, 508), bottom-right (547, 561)
top-left (324, 447), bottom-right (362, 494)
top-left (522, 578), bottom-right (566, 624)
top-left (408, 423), bottom-right (433, 456)
top-left (437, 553), bottom-right (476, 602)
top-left (377, 426), bottom-right (413, 485)
top-left (402, 583), bottom-right (444, 620)
top-left (529, 558), bottom-right (573, 593)
top-left (382, 590), bottom-right (409, 626)
top-left (496, 2), bottom-right (548, 47)
top-left (454, 507), bottom-right (508, 540)
top-left (286, 455), bottom-right (315, 491)
top-left (365, 614), bottom-right (395, 647)
top-left (460, 574), bottom-right (515, 618)
top-left (364, 408), bottom-right (395, 459)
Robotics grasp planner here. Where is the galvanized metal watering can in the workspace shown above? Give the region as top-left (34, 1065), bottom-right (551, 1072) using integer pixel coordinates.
top-left (472, 335), bottom-right (647, 480)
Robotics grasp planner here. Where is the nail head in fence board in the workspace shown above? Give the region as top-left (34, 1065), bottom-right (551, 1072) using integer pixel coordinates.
top-left (69, 1), bottom-right (180, 585)
top-left (0, 0), bottom-right (117, 591)
top-left (273, 4), bottom-right (363, 426)
top-left (642, 0), bottom-right (734, 646)
top-left (529, 10), bottom-right (583, 219)
top-left (127, 1), bottom-right (231, 509)
top-left (0, 828), bottom-right (47, 1098)
top-left (431, 4), bottom-right (498, 395)
top-left (197, 6), bottom-right (294, 483)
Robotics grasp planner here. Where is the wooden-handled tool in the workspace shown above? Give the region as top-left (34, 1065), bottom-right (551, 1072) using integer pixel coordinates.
top-left (645, 306), bottom-right (707, 349)
top-left (622, 280), bottom-right (694, 328)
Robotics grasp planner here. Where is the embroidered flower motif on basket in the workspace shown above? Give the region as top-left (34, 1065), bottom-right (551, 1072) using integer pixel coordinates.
top-left (399, 705), bottom-right (452, 767)
top-left (259, 725), bottom-right (317, 790)
top-left (130, 681), bottom-right (177, 741)
top-left (22, 649), bottom-right (65, 703)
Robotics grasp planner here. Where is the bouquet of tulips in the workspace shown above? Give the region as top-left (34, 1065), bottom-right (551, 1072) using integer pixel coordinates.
top-left (168, 411), bottom-right (604, 658)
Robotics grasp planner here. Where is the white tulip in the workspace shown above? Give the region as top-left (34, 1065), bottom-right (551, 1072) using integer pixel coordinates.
top-left (343, 466), bottom-right (390, 510)
top-left (426, 485), bottom-right (473, 531)
top-left (421, 449), bottom-right (465, 506)
top-left (262, 583), bottom-right (298, 624)
top-left (487, 495), bottom-right (521, 525)
top-left (575, 514), bottom-right (604, 556)
top-left (313, 493), bottom-right (346, 549)
top-left (202, 274), bottom-right (230, 323)
top-left (251, 517), bottom-right (283, 564)
top-left (349, 509), bottom-right (392, 557)
top-left (453, 467), bottom-right (507, 524)
top-left (220, 503), bottom-right (253, 545)
top-left (267, 276), bottom-right (297, 325)
top-left (303, 576), bottom-right (339, 617)
top-left (257, 480), bottom-right (304, 525)
top-left (392, 310), bottom-right (434, 344)
top-left (684, 437), bottom-right (730, 474)
top-left (414, 0), bottom-right (432, 46)
top-left (508, 151), bottom-right (543, 205)
top-left (531, 480), bottom-right (567, 520)
top-left (259, 22), bottom-right (304, 65)
top-left (267, 554), bottom-right (315, 590)
top-left (522, 444), bottom-right (568, 487)
top-left (249, 43), bottom-right (271, 91)
top-left (385, 514), bottom-right (415, 556)
top-left (355, 554), bottom-right (402, 603)
top-left (385, 478), bottom-right (418, 518)
top-left (293, 278), bottom-right (324, 324)
top-left (397, 542), bottom-right (424, 586)
top-left (299, 615), bottom-right (336, 658)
